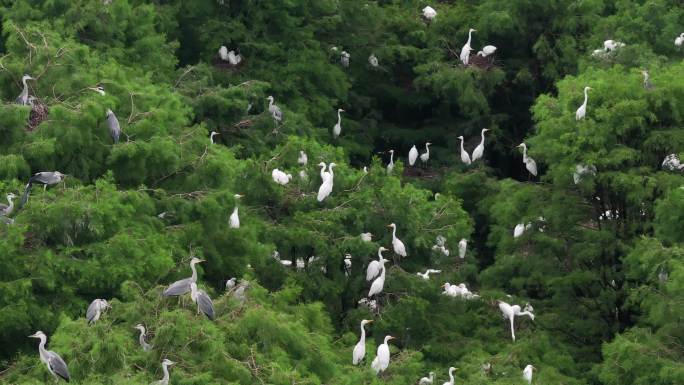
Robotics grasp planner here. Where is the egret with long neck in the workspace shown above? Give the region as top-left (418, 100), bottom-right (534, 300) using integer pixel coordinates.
top-left (458, 136), bottom-right (471, 165)
top-left (471, 128), bottom-right (490, 162)
top-left (352, 319), bottom-right (373, 365)
top-left (460, 28), bottom-right (476, 65)
top-left (576, 86), bottom-right (591, 121)
top-left (333, 108), bottom-right (344, 138)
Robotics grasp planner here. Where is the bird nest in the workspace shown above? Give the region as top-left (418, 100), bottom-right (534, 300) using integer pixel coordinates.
top-left (468, 54), bottom-right (496, 71)
top-left (211, 57), bottom-right (245, 71)
top-left (26, 98), bottom-right (48, 131)
top-left (402, 166), bottom-right (439, 179)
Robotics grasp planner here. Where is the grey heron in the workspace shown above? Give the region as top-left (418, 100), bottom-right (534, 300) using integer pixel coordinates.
top-left (576, 86), bottom-right (591, 120)
top-left (20, 171), bottom-right (66, 208)
top-left (134, 324), bottom-right (153, 351)
top-left (0, 193), bottom-right (17, 217)
top-left (89, 85), bottom-right (105, 96)
top-left (266, 96), bottom-right (283, 128)
top-left (641, 70), bottom-right (653, 90)
top-left (471, 128), bottom-right (490, 162)
top-left (460, 28), bottom-right (476, 65)
top-left (29, 331), bottom-right (70, 382)
top-left (225, 277), bottom-right (236, 290)
top-left (333, 108), bottom-right (344, 138)
top-left (662, 154), bottom-right (684, 171)
top-left (190, 282), bottom-right (215, 320)
top-left (152, 358), bottom-right (175, 385)
top-left (105, 109), bottom-right (121, 143)
top-left (232, 280), bottom-right (249, 302)
top-left (517, 143), bottom-right (538, 176)
top-left (86, 299), bottom-right (110, 324)
top-left (408, 145), bottom-right (418, 166)
top-left (163, 257), bottom-right (205, 297)
top-left (15, 74), bottom-right (35, 105)
top-left (420, 142), bottom-right (432, 163)
top-left (343, 254), bottom-right (352, 277)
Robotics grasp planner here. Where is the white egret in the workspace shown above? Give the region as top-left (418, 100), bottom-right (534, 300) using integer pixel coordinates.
top-left (460, 28), bottom-right (476, 65)
top-left (210, 131), bottom-right (219, 144)
top-left (517, 143), bottom-right (538, 176)
top-left (360, 232), bottom-right (373, 242)
top-left (229, 194), bottom-right (243, 229)
top-left (416, 269), bottom-right (441, 280)
top-left (422, 6), bottom-right (437, 20)
top-left (388, 223), bottom-right (407, 257)
top-left (371, 335), bottom-right (395, 374)
top-left (603, 39), bottom-right (625, 51)
top-left (134, 324), bottom-right (153, 351)
top-left (368, 262), bottom-right (387, 297)
top-left (298, 151), bottom-right (308, 166)
top-left (319, 162), bottom-right (331, 181)
top-left (0, 193), bottom-right (17, 217)
top-left (497, 300), bottom-right (535, 341)
top-left (458, 238), bottom-right (467, 259)
top-left (86, 299), bottom-right (110, 324)
top-left (317, 163), bottom-right (336, 202)
top-left (641, 70), bottom-right (653, 90)
top-left (676, 33), bottom-right (684, 47)
top-left (575, 86), bottom-right (591, 121)
top-left (341, 51), bottom-right (350, 68)
top-left (513, 223), bottom-right (526, 238)
top-left (523, 364), bottom-right (535, 384)
top-left (266, 96), bottom-right (283, 127)
top-left (408, 145), bottom-right (419, 166)
top-left (420, 142), bottom-right (432, 163)
top-left (457, 136), bottom-right (472, 165)
top-left (480, 45), bottom-right (497, 56)
top-left (442, 367), bottom-right (458, 385)
top-left (419, 371), bottom-right (435, 385)
top-left (367, 247), bottom-right (389, 281)
top-left (352, 319), bottom-right (373, 365)
top-left (153, 358), bottom-right (175, 385)
top-left (227, 50), bottom-right (242, 66)
top-left (29, 331), bottom-right (70, 382)
top-left (219, 45), bottom-right (229, 61)
top-left (387, 149), bottom-right (395, 174)
top-left (443, 283), bottom-right (479, 299)
top-left (591, 49), bottom-right (607, 58)
top-left (15, 74), bottom-right (35, 105)
top-left (368, 54), bottom-right (379, 67)
top-left (163, 257), bottom-right (205, 297)
top-left (333, 108), bottom-right (345, 138)
top-left (190, 282), bottom-right (215, 320)
top-left (299, 170), bottom-right (307, 180)
top-left (272, 169), bottom-right (293, 185)
top-left (471, 128), bottom-right (490, 162)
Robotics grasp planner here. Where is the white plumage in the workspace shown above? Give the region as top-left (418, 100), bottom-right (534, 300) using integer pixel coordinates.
top-left (458, 135), bottom-right (472, 165)
top-left (471, 128), bottom-right (490, 162)
top-left (371, 335), bottom-right (394, 374)
top-left (271, 169), bottom-right (293, 185)
top-left (420, 142), bottom-right (432, 163)
top-left (366, 247), bottom-right (388, 281)
top-left (422, 6), bottom-right (437, 20)
top-left (460, 28), bottom-right (476, 65)
top-left (388, 223), bottom-right (407, 257)
top-left (408, 145), bottom-right (419, 166)
top-left (576, 86), bottom-right (591, 121)
top-left (458, 238), bottom-right (467, 259)
top-left (517, 143), bottom-right (538, 176)
top-left (352, 319), bottom-right (373, 365)
top-left (317, 163), bottom-right (336, 202)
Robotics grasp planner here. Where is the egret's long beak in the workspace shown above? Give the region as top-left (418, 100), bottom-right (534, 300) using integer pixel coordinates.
top-left (388, 336), bottom-right (396, 340)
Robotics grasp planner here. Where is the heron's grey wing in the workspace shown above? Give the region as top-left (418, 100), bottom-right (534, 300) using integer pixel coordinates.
top-left (107, 114), bottom-right (121, 143)
top-left (163, 277), bottom-right (191, 296)
top-left (273, 106), bottom-right (283, 120)
top-left (198, 290), bottom-right (215, 320)
top-left (0, 203), bottom-right (8, 211)
top-left (47, 351), bottom-right (71, 382)
top-left (86, 300), bottom-right (99, 323)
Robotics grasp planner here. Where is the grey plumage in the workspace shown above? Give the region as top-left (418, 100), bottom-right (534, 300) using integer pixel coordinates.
top-left (15, 74), bottom-right (35, 105)
top-left (30, 331), bottom-right (70, 382)
top-left (163, 257), bottom-right (205, 297)
top-left (20, 171), bottom-right (66, 208)
top-left (86, 299), bottom-right (109, 324)
top-left (190, 282), bottom-right (215, 320)
top-left (105, 109), bottom-right (121, 143)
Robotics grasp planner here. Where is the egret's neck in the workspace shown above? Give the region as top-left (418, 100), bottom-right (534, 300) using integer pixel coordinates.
top-left (328, 166), bottom-right (334, 178)
top-left (449, 369), bottom-right (455, 384)
top-left (233, 206), bottom-right (238, 214)
top-left (460, 138), bottom-right (465, 151)
top-left (480, 130), bottom-right (486, 142)
top-left (337, 110), bottom-right (342, 123)
top-left (583, 89), bottom-right (589, 105)
top-left (391, 226), bottom-right (397, 239)
top-left (425, 144), bottom-right (430, 154)
top-left (162, 363), bottom-right (170, 382)
top-left (22, 77), bottom-right (28, 87)
top-left (467, 30), bottom-right (473, 45)
top-left (389, 152), bottom-right (394, 163)
top-left (359, 323), bottom-right (367, 341)
top-left (268, 99), bottom-right (274, 109)
top-left (138, 329), bottom-right (146, 345)
top-left (6, 195), bottom-right (14, 209)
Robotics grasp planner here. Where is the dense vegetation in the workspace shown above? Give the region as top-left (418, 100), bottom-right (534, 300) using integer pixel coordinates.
top-left (1, 0), bottom-right (683, 384)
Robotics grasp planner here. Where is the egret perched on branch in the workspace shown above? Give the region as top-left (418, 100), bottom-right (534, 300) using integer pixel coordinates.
top-left (298, 151), bottom-right (308, 166)
top-left (497, 300), bottom-right (535, 341)
top-left (420, 142), bottom-right (432, 163)
top-left (676, 33), bottom-right (684, 47)
top-left (134, 324), bottom-right (153, 351)
top-left (317, 163), bottom-right (336, 202)
top-left (318, 162), bottom-right (331, 181)
top-left (419, 372), bottom-right (435, 385)
top-left (105, 109), bottom-right (121, 143)
top-left (416, 269), bottom-right (441, 280)
top-left (388, 223), bottom-right (407, 257)
top-left (422, 6), bottom-right (437, 21)
top-left (163, 257), bottom-right (205, 297)
top-left (442, 367), bottom-right (458, 385)
top-left (387, 150), bottom-right (395, 173)
top-left (576, 86), bottom-right (591, 121)
top-left (368, 54), bottom-right (379, 67)
top-left (371, 335), bottom-right (395, 374)
top-left (460, 28), bottom-right (476, 65)
top-left (641, 70), bottom-right (653, 90)
top-left (513, 223), bottom-right (530, 238)
top-left (29, 331), bottom-right (70, 383)
top-left (210, 131), bottom-right (219, 144)
top-left (517, 143), bottom-right (538, 176)
top-left (352, 319), bottom-right (373, 365)
top-left (471, 128), bottom-right (490, 162)
top-left (408, 145), bottom-right (419, 166)
top-left (190, 282), bottom-right (215, 320)
top-left (603, 39), bottom-right (625, 51)
top-left (272, 169), bottom-right (293, 185)
top-left (478, 45), bottom-right (497, 57)
top-left (15, 74), bottom-right (35, 105)
top-left (360, 232), bottom-right (373, 242)
top-left (333, 108), bottom-right (345, 138)
top-left (0, 193), bottom-right (17, 217)
top-left (153, 359), bottom-right (175, 385)
top-left (340, 51), bottom-right (350, 68)
top-left (266, 96), bottom-right (283, 127)
top-left (368, 261), bottom-right (387, 297)
top-left (219, 45), bottom-right (229, 61)
top-left (86, 299), bottom-right (110, 324)
top-left (457, 136), bottom-right (471, 165)
top-left (229, 194), bottom-right (243, 229)
top-left (367, 247), bottom-right (389, 281)
top-left (523, 364), bottom-right (535, 384)
top-left (458, 239), bottom-right (467, 259)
